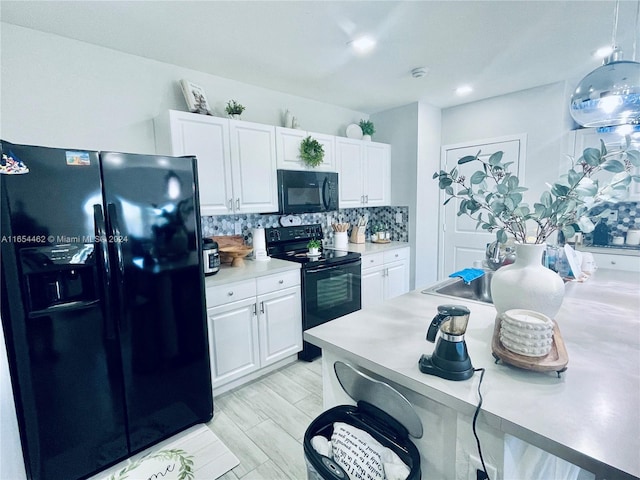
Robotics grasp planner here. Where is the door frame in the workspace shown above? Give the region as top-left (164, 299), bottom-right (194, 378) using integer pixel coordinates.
top-left (438, 133), bottom-right (527, 279)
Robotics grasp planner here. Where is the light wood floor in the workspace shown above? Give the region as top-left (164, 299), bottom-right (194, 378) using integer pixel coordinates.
top-left (206, 359), bottom-right (324, 480)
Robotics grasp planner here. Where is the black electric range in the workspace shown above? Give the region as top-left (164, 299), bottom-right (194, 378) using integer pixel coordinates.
top-left (266, 224), bottom-right (362, 361)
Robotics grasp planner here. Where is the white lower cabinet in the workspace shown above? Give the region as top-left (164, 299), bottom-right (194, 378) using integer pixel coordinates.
top-left (207, 296), bottom-right (260, 387)
top-left (361, 247), bottom-right (410, 309)
top-left (258, 287), bottom-right (302, 366)
top-left (206, 270), bottom-right (302, 394)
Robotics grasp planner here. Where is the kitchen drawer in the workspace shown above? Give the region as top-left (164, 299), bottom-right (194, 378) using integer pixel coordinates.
top-left (592, 252), bottom-right (640, 272)
top-left (256, 270), bottom-right (301, 295)
top-left (384, 247), bottom-right (409, 264)
top-left (207, 279), bottom-right (257, 307)
top-left (361, 252), bottom-right (384, 270)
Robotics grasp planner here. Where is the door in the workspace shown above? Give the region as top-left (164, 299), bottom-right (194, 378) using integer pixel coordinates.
top-left (0, 142), bottom-right (128, 480)
top-left (363, 142), bottom-right (390, 206)
top-left (361, 266), bottom-right (385, 309)
top-left (208, 297), bottom-right (259, 388)
top-left (275, 126), bottom-right (306, 170)
top-left (302, 260), bottom-right (362, 328)
top-left (229, 120), bottom-right (278, 213)
top-left (100, 152), bottom-right (213, 453)
top-left (336, 138), bottom-right (364, 208)
top-left (385, 261), bottom-right (408, 300)
top-left (258, 286), bottom-right (302, 366)
top-left (439, 135), bottom-right (525, 278)
top-left (166, 111), bottom-right (234, 215)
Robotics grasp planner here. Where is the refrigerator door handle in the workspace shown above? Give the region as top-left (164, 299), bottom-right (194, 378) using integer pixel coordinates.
top-left (107, 203), bottom-right (125, 281)
top-left (94, 204), bottom-right (115, 339)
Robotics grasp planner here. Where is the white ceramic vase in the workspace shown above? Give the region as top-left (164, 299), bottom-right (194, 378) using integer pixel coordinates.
top-left (362, 134), bottom-right (372, 141)
top-left (490, 243), bottom-right (565, 319)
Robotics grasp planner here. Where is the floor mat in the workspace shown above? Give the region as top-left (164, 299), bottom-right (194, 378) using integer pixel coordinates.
top-left (91, 424), bottom-right (239, 480)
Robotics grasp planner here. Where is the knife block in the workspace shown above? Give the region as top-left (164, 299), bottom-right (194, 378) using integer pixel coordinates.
top-left (350, 226), bottom-right (366, 244)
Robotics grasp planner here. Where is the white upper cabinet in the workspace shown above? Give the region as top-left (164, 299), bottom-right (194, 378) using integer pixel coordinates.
top-left (154, 111), bottom-right (278, 215)
top-left (154, 111), bottom-right (232, 216)
top-left (229, 120), bottom-right (278, 213)
top-left (363, 141), bottom-right (391, 206)
top-left (275, 126), bottom-right (336, 171)
top-left (336, 137), bottom-right (390, 208)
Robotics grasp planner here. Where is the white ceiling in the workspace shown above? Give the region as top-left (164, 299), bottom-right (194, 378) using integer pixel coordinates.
top-left (2, 1), bottom-right (639, 113)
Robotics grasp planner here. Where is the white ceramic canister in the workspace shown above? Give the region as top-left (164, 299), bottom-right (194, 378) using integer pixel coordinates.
top-left (626, 229), bottom-right (640, 246)
top-left (334, 231), bottom-right (348, 250)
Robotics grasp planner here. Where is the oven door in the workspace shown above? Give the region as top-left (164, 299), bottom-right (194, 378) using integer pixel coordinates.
top-left (302, 259), bottom-right (361, 329)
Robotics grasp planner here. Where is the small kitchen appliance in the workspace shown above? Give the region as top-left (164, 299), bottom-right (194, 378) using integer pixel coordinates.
top-left (202, 238), bottom-right (220, 275)
top-left (277, 169), bottom-right (338, 214)
top-left (251, 226), bottom-right (269, 261)
top-left (419, 304), bottom-right (474, 381)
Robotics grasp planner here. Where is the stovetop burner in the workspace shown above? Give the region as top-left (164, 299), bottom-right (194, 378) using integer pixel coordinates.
top-left (266, 224), bottom-right (361, 269)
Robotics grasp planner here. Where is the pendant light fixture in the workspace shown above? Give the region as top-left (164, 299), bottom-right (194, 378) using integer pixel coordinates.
top-left (570, 0), bottom-right (640, 127)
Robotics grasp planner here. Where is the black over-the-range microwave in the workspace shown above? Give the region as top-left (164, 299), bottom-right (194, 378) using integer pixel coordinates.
top-left (277, 169), bottom-right (339, 214)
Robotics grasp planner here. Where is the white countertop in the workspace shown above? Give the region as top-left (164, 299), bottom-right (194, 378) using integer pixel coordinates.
top-left (305, 269), bottom-right (640, 479)
top-left (205, 257), bottom-right (300, 287)
top-left (325, 240), bottom-right (409, 255)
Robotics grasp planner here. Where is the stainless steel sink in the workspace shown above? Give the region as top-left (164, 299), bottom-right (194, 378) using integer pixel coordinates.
top-left (422, 271), bottom-right (493, 304)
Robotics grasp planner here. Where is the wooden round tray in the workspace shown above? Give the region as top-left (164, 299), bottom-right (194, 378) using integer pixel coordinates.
top-left (491, 315), bottom-right (568, 376)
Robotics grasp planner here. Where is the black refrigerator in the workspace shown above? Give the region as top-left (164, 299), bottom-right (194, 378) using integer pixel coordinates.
top-left (0, 140), bottom-right (213, 480)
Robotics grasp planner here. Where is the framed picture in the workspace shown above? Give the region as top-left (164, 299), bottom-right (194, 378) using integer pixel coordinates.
top-left (179, 79), bottom-right (212, 115)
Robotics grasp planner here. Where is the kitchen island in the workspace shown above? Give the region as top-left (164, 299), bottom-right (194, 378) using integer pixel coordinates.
top-left (304, 269), bottom-right (640, 480)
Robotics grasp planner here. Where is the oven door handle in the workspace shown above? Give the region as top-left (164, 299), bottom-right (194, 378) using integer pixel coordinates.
top-left (306, 259), bottom-right (361, 273)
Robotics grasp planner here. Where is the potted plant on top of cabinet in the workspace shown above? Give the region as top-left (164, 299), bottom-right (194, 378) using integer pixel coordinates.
top-left (226, 100), bottom-right (245, 119)
top-left (359, 119), bottom-right (375, 141)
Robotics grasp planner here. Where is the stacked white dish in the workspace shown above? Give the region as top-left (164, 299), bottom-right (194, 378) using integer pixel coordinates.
top-left (499, 309), bottom-right (554, 357)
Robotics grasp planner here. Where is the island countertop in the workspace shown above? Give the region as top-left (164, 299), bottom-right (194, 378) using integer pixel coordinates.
top-left (304, 269), bottom-right (640, 479)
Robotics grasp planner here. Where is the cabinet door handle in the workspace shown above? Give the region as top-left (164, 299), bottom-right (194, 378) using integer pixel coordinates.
top-left (260, 301), bottom-right (265, 314)
top-left (253, 303), bottom-right (257, 315)
top-left (365, 195), bottom-right (369, 204)
top-left (236, 198), bottom-right (240, 210)
top-left (227, 291), bottom-right (234, 296)
top-left (279, 279), bottom-right (284, 284)
top-left (228, 199), bottom-right (233, 211)
top-left (361, 195), bottom-right (364, 204)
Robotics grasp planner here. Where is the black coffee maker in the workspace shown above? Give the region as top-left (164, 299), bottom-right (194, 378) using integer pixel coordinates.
top-left (419, 304), bottom-right (474, 381)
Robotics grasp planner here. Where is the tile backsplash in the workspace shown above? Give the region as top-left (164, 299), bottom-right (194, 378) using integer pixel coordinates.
top-left (584, 201), bottom-right (640, 243)
top-left (202, 206), bottom-right (409, 245)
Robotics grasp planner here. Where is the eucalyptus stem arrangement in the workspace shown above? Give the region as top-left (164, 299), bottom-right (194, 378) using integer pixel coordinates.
top-left (434, 140), bottom-right (640, 244)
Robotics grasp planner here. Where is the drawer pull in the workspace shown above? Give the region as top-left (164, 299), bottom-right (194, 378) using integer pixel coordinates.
top-left (228, 291), bottom-right (234, 296)
top-left (279, 279), bottom-right (284, 284)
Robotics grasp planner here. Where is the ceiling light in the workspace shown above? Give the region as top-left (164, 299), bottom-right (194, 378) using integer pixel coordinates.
top-left (349, 35), bottom-right (377, 55)
top-left (570, 0), bottom-right (640, 127)
top-left (456, 85), bottom-right (473, 96)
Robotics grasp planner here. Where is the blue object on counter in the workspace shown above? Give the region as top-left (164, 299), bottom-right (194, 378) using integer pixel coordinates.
top-left (448, 268), bottom-right (486, 285)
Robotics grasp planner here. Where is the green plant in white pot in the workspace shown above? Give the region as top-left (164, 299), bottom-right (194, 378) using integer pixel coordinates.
top-left (434, 140), bottom-right (640, 318)
top-left (307, 239), bottom-right (321, 256)
top-left (359, 120), bottom-right (375, 140)
top-left (225, 99), bottom-right (245, 119)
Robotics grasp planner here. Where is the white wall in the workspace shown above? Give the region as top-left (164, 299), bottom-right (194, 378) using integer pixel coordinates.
top-left (441, 81), bottom-right (574, 207)
top-left (1, 23), bottom-right (368, 153)
top-left (371, 103), bottom-right (419, 288)
top-left (371, 101), bottom-right (442, 290)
